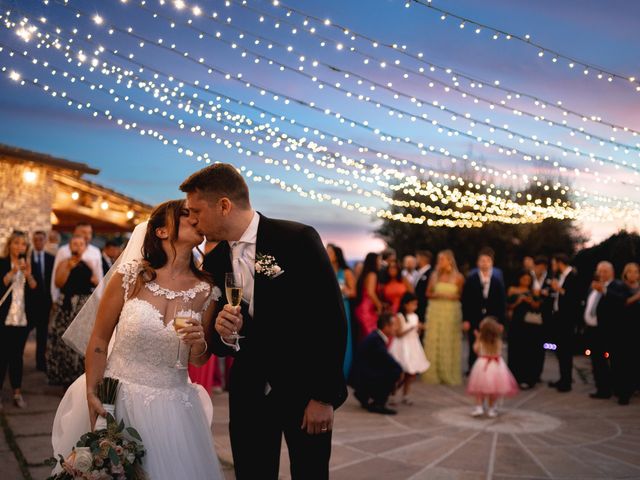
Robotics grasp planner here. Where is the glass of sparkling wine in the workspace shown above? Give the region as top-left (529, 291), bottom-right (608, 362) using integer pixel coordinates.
top-left (225, 272), bottom-right (244, 345)
top-left (173, 296), bottom-right (193, 369)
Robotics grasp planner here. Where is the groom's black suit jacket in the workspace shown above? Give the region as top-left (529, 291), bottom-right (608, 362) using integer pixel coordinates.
top-left (204, 214), bottom-right (348, 409)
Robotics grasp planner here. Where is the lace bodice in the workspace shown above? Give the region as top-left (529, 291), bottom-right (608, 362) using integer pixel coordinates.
top-left (104, 260), bottom-right (220, 397)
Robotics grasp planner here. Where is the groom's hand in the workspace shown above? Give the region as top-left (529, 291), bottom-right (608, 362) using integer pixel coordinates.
top-left (215, 305), bottom-right (243, 340)
top-left (301, 399), bottom-right (333, 435)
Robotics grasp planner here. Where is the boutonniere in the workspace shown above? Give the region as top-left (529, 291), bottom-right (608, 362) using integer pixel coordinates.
top-left (255, 253), bottom-right (284, 279)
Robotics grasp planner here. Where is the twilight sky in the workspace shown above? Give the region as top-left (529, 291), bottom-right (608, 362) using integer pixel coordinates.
top-left (1, 0), bottom-right (639, 259)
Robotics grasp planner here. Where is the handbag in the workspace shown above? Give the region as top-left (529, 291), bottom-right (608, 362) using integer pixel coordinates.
top-left (524, 311), bottom-right (543, 325)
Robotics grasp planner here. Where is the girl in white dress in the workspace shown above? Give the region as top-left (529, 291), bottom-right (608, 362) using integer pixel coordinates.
top-left (52, 200), bottom-right (224, 479)
top-left (389, 293), bottom-right (430, 405)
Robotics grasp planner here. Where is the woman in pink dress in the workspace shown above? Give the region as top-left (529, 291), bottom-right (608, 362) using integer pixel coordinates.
top-left (354, 253), bottom-right (382, 341)
top-left (381, 261), bottom-right (414, 313)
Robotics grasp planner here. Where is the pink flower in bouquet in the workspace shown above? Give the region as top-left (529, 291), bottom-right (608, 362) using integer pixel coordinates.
top-left (89, 469), bottom-right (112, 480)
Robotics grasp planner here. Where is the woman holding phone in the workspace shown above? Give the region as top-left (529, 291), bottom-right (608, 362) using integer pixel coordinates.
top-left (46, 234), bottom-right (98, 388)
top-left (0, 230), bottom-right (37, 409)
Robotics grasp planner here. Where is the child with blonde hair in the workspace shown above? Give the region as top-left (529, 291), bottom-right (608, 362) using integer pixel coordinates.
top-left (467, 317), bottom-right (518, 417)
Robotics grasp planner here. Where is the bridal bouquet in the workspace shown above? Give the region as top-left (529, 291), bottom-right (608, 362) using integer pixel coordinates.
top-left (46, 378), bottom-right (147, 480)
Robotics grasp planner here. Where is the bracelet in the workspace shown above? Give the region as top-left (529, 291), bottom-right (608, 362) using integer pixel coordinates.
top-left (191, 340), bottom-right (208, 357)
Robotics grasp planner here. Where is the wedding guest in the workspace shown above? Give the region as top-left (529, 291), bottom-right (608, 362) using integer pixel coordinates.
top-left (401, 255), bottom-right (419, 285)
top-left (327, 243), bottom-right (356, 378)
top-left (26, 230), bottom-right (54, 372)
top-left (462, 247), bottom-right (506, 372)
top-left (51, 222), bottom-right (103, 303)
top-left (351, 313), bottom-right (403, 415)
top-left (532, 256), bottom-right (551, 294)
top-left (1, 231), bottom-right (37, 409)
top-left (422, 250), bottom-right (464, 386)
top-left (611, 262), bottom-right (639, 405)
top-left (381, 261), bottom-right (413, 313)
top-left (414, 250), bottom-right (433, 332)
top-left (467, 317), bottom-right (518, 418)
top-left (101, 240), bottom-right (122, 275)
top-left (547, 253), bottom-right (581, 393)
top-left (354, 253), bottom-right (383, 341)
top-left (45, 230), bottom-right (61, 256)
top-left (47, 234), bottom-right (98, 387)
top-left (389, 293), bottom-right (430, 405)
top-left (353, 261), bottom-right (364, 285)
top-left (507, 271), bottom-right (543, 389)
top-left (522, 256), bottom-right (535, 275)
top-left (584, 261), bottom-right (623, 400)
top-left (378, 248), bottom-right (397, 284)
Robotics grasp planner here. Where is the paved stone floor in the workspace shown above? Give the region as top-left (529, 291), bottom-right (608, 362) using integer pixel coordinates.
top-left (3, 336), bottom-right (640, 479)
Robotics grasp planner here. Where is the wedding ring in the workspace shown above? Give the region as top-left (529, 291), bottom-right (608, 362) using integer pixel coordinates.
top-left (321, 427), bottom-right (328, 431)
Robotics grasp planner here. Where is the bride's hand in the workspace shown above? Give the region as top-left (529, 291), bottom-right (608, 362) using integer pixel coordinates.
top-left (178, 320), bottom-right (206, 347)
top-left (87, 392), bottom-right (107, 430)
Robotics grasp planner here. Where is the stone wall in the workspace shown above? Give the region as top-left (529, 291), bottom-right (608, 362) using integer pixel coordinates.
top-left (0, 161), bottom-right (53, 254)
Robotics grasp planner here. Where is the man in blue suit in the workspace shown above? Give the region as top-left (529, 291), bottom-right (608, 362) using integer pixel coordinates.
top-left (350, 313), bottom-right (403, 415)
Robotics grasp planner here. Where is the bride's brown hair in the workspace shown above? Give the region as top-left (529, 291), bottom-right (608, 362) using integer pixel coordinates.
top-left (132, 200), bottom-right (211, 295)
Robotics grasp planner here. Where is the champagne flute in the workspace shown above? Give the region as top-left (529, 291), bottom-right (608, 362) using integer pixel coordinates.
top-left (173, 296), bottom-right (193, 369)
top-left (225, 272), bottom-right (244, 345)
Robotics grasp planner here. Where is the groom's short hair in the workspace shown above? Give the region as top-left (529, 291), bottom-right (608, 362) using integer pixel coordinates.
top-left (180, 164), bottom-right (250, 208)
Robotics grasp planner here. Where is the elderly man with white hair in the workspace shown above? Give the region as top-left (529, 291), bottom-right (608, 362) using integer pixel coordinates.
top-left (583, 261), bottom-right (625, 400)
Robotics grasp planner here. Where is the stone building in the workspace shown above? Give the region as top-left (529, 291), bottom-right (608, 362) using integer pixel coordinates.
top-left (0, 143), bottom-right (152, 252)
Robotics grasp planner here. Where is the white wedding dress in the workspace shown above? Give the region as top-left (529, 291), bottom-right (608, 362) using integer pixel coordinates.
top-left (52, 260), bottom-right (223, 479)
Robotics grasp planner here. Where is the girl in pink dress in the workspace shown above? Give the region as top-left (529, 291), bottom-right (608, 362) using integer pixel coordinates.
top-left (354, 253), bottom-right (382, 341)
top-left (467, 317), bottom-right (518, 418)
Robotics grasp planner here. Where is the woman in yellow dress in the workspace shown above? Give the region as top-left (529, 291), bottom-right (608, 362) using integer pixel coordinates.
top-left (422, 250), bottom-right (465, 385)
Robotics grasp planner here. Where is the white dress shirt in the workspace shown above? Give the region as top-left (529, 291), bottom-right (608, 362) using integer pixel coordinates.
top-left (479, 269), bottom-right (493, 299)
top-left (553, 266), bottom-right (573, 312)
top-left (51, 243), bottom-right (103, 302)
top-left (533, 270), bottom-right (547, 292)
top-left (583, 281), bottom-right (610, 327)
top-left (229, 211), bottom-right (259, 318)
top-left (413, 264), bottom-right (431, 288)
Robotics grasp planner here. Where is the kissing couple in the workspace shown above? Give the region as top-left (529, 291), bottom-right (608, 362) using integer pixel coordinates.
top-left (52, 164), bottom-right (348, 479)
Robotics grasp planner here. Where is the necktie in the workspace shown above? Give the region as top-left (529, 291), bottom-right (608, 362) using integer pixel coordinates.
top-left (39, 251), bottom-right (45, 280)
top-left (231, 242), bottom-right (253, 306)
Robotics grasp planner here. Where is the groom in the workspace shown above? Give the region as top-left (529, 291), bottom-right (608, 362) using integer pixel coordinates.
top-left (181, 164), bottom-right (348, 479)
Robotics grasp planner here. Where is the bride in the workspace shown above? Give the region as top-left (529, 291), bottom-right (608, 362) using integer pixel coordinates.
top-left (52, 200), bottom-right (224, 479)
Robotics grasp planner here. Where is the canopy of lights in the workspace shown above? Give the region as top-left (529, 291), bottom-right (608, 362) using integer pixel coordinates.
top-left (1, 0), bottom-right (639, 229)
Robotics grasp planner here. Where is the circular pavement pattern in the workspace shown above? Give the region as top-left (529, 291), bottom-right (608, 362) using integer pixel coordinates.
top-left (433, 405), bottom-right (563, 434)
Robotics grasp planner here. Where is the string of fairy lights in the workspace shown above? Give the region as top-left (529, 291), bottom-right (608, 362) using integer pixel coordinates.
top-left (244, 0), bottom-right (640, 139)
top-left (3, 5), bottom-right (636, 212)
top-left (32, 0), bottom-right (640, 192)
top-left (0, 19), bottom-right (590, 225)
top-left (132, 0), bottom-right (640, 170)
top-left (1, 0), bottom-right (638, 228)
top-left (406, 0), bottom-right (640, 92)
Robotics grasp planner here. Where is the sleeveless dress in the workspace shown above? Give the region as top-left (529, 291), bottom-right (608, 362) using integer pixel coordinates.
top-left (382, 279), bottom-right (407, 313)
top-left (47, 261), bottom-right (94, 386)
top-left (467, 342), bottom-right (519, 397)
top-left (336, 269), bottom-right (353, 379)
top-left (355, 286), bottom-right (378, 341)
top-left (51, 260), bottom-right (224, 479)
top-left (422, 281), bottom-right (462, 385)
top-left (389, 312), bottom-right (430, 374)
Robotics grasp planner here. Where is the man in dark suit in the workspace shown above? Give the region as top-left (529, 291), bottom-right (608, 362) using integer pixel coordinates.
top-left (350, 313), bottom-right (403, 415)
top-left (462, 247), bottom-right (506, 371)
top-left (26, 230), bottom-right (54, 372)
top-left (414, 250), bottom-right (433, 333)
top-left (181, 164), bottom-right (347, 480)
top-left (548, 253), bottom-right (582, 392)
top-left (583, 261), bottom-right (625, 399)
top-left (100, 240), bottom-right (121, 276)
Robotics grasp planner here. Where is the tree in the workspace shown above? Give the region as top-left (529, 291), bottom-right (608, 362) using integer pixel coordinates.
top-left (375, 176), bottom-right (585, 284)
